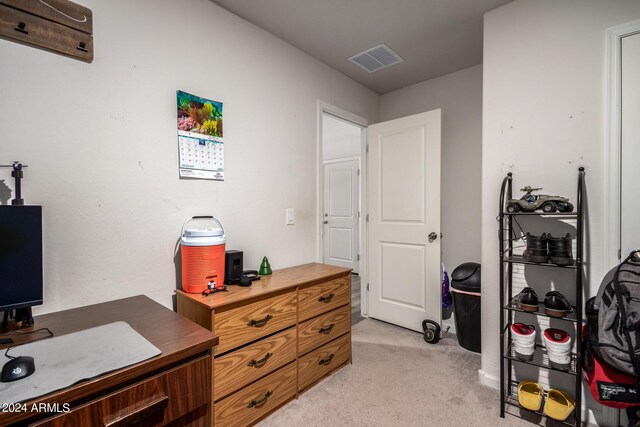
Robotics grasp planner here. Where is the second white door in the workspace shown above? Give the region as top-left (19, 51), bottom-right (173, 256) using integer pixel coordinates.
top-left (323, 160), bottom-right (360, 273)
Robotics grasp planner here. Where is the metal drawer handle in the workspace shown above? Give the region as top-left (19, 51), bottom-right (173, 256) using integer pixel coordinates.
top-left (104, 396), bottom-right (168, 427)
top-left (318, 293), bottom-right (334, 303)
top-left (248, 314), bottom-right (273, 327)
top-left (318, 353), bottom-right (335, 366)
top-left (15, 22), bottom-right (28, 34)
top-left (248, 352), bottom-right (273, 368)
top-left (248, 390), bottom-right (272, 409)
top-left (318, 324), bottom-right (335, 334)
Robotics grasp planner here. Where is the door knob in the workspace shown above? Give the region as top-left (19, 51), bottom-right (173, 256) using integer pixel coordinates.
top-left (428, 232), bottom-right (438, 242)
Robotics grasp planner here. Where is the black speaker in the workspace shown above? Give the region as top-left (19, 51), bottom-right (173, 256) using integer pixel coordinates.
top-left (225, 250), bottom-right (243, 284)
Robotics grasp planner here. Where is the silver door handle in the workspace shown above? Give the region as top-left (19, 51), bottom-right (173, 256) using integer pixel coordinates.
top-left (428, 232), bottom-right (438, 242)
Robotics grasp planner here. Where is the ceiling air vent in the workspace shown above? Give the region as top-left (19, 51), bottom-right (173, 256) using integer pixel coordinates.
top-left (348, 44), bottom-right (404, 73)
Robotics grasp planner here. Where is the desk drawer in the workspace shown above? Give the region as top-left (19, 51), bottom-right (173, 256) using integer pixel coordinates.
top-left (31, 355), bottom-right (210, 427)
top-left (298, 333), bottom-right (351, 392)
top-left (215, 291), bottom-right (297, 355)
top-left (215, 362), bottom-right (296, 427)
top-left (298, 275), bottom-right (350, 322)
top-left (214, 327), bottom-right (296, 400)
top-left (298, 305), bottom-right (350, 355)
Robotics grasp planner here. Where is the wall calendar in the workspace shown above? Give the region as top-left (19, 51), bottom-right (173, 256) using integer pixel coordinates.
top-left (176, 91), bottom-right (224, 180)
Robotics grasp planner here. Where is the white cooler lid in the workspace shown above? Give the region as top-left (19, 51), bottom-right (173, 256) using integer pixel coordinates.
top-left (184, 227), bottom-right (223, 237)
top-left (182, 227), bottom-right (225, 246)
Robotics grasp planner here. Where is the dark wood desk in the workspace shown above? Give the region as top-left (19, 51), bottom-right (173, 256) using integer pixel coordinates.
top-left (0, 295), bottom-right (218, 426)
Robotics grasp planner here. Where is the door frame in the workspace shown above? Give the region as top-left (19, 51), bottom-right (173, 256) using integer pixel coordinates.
top-left (317, 101), bottom-right (369, 315)
top-left (605, 19), bottom-right (640, 270)
top-left (604, 18), bottom-right (640, 427)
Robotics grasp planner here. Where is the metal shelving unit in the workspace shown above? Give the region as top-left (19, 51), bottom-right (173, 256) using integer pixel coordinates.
top-left (499, 167), bottom-right (585, 426)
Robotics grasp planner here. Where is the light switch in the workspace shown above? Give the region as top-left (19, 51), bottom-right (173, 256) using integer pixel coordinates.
top-left (286, 208), bottom-right (295, 225)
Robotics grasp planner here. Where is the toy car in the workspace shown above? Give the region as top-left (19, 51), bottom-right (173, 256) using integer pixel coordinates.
top-left (506, 186), bottom-right (574, 213)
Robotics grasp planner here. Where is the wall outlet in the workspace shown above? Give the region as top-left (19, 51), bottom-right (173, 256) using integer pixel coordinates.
top-left (286, 208), bottom-right (295, 225)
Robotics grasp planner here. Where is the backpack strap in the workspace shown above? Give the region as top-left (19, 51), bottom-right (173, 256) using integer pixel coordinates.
top-left (611, 252), bottom-right (640, 386)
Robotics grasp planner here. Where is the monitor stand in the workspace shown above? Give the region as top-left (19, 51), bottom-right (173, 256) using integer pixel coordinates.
top-left (1, 308), bottom-right (33, 330)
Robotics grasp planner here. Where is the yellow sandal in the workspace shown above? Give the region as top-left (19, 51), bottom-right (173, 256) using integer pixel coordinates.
top-left (517, 380), bottom-right (544, 411)
top-left (544, 388), bottom-right (575, 421)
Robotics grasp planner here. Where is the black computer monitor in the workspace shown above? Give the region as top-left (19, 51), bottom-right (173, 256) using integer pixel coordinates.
top-left (0, 205), bottom-right (43, 312)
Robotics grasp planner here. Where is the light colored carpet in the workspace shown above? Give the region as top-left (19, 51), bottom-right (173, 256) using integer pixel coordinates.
top-left (257, 318), bottom-right (533, 427)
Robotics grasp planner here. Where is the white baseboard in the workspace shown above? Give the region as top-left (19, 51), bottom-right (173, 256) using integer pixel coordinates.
top-left (478, 369), bottom-right (500, 390)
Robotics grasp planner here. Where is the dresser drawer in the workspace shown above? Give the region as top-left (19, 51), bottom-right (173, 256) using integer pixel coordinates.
top-left (298, 275), bottom-right (350, 321)
top-left (298, 305), bottom-right (350, 355)
top-left (215, 291), bottom-right (297, 354)
top-left (298, 333), bottom-right (351, 392)
top-left (31, 355), bottom-right (210, 427)
top-left (214, 327), bottom-right (297, 400)
top-left (215, 362), bottom-right (296, 427)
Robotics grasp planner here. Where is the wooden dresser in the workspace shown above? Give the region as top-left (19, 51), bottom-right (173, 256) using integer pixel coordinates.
top-left (0, 295), bottom-right (218, 427)
top-left (176, 263), bottom-right (352, 427)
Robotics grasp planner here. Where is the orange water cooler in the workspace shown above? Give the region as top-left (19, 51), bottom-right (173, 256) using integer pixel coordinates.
top-left (181, 216), bottom-right (225, 293)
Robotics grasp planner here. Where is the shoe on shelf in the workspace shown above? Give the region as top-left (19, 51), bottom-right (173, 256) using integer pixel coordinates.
top-left (513, 287), bottom-right (539, 312)
top-left (544, 291), bottom-right (572, 318)
top-left (523, 232), bottom-right (548, 263)
top-left (547, 233), bottom-right (574, 266)
top-left (543, 328), bottom-right (572, 371)
top-left (544, 388), bottom-right (576, 421)
top-left (518, 380), bottom-right (544, 412)
top-left (511, 323), bottom-right (536, 361)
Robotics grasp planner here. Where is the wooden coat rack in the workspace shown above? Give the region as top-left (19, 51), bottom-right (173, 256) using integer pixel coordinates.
top-left (0, 0), bottom-right (93, 62)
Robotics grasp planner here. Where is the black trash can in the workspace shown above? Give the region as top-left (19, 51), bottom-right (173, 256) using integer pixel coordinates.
top-left (451, 262), bottom-right (481, 353)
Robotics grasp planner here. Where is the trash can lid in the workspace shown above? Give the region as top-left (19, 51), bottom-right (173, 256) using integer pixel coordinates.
top-left (451, 262), bottom-right (481, 292)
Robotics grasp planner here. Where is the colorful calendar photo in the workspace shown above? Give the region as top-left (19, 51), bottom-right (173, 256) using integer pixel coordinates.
top-left (177, 90), bottom-right (224, 180)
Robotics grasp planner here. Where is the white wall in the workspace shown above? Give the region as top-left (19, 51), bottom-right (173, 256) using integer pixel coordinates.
top-left (0, 0), bottom-right (378, 314)
top-left (322, 114), bottom-right (362, 162)
top-left (380, 65), bottom-right (483, 273)
top-left (481, 0), bottom-right (640, 421)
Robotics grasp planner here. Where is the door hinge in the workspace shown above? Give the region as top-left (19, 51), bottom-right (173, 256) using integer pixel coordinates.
top-left (357, 254), bottom-right (360, 261)
top-left (357, 168), bottom-right (360, 176)
top-left (619, 248), bottom-right (622, 260)
top-left (366, 143), bottom-right (369, 153)
top-left (358, 211), bottom-right (360, 218)
top-left (366, 283), bottom-right (369, 291)
top-left (366, 214), bottom-right (369, 222)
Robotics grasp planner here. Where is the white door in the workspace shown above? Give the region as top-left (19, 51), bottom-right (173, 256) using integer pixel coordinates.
top-left (367, 110), bottom-right (441, 332)
top-left (621, 32), bottom-right (640, 257)
top-left (323, 160), bottom-right (359, 273)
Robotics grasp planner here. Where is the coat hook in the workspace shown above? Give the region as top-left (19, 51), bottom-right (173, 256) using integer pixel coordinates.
top-left (77, 41), bottom-right (88, 52)
top-left (15, 22), bottom-right (28, 34)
